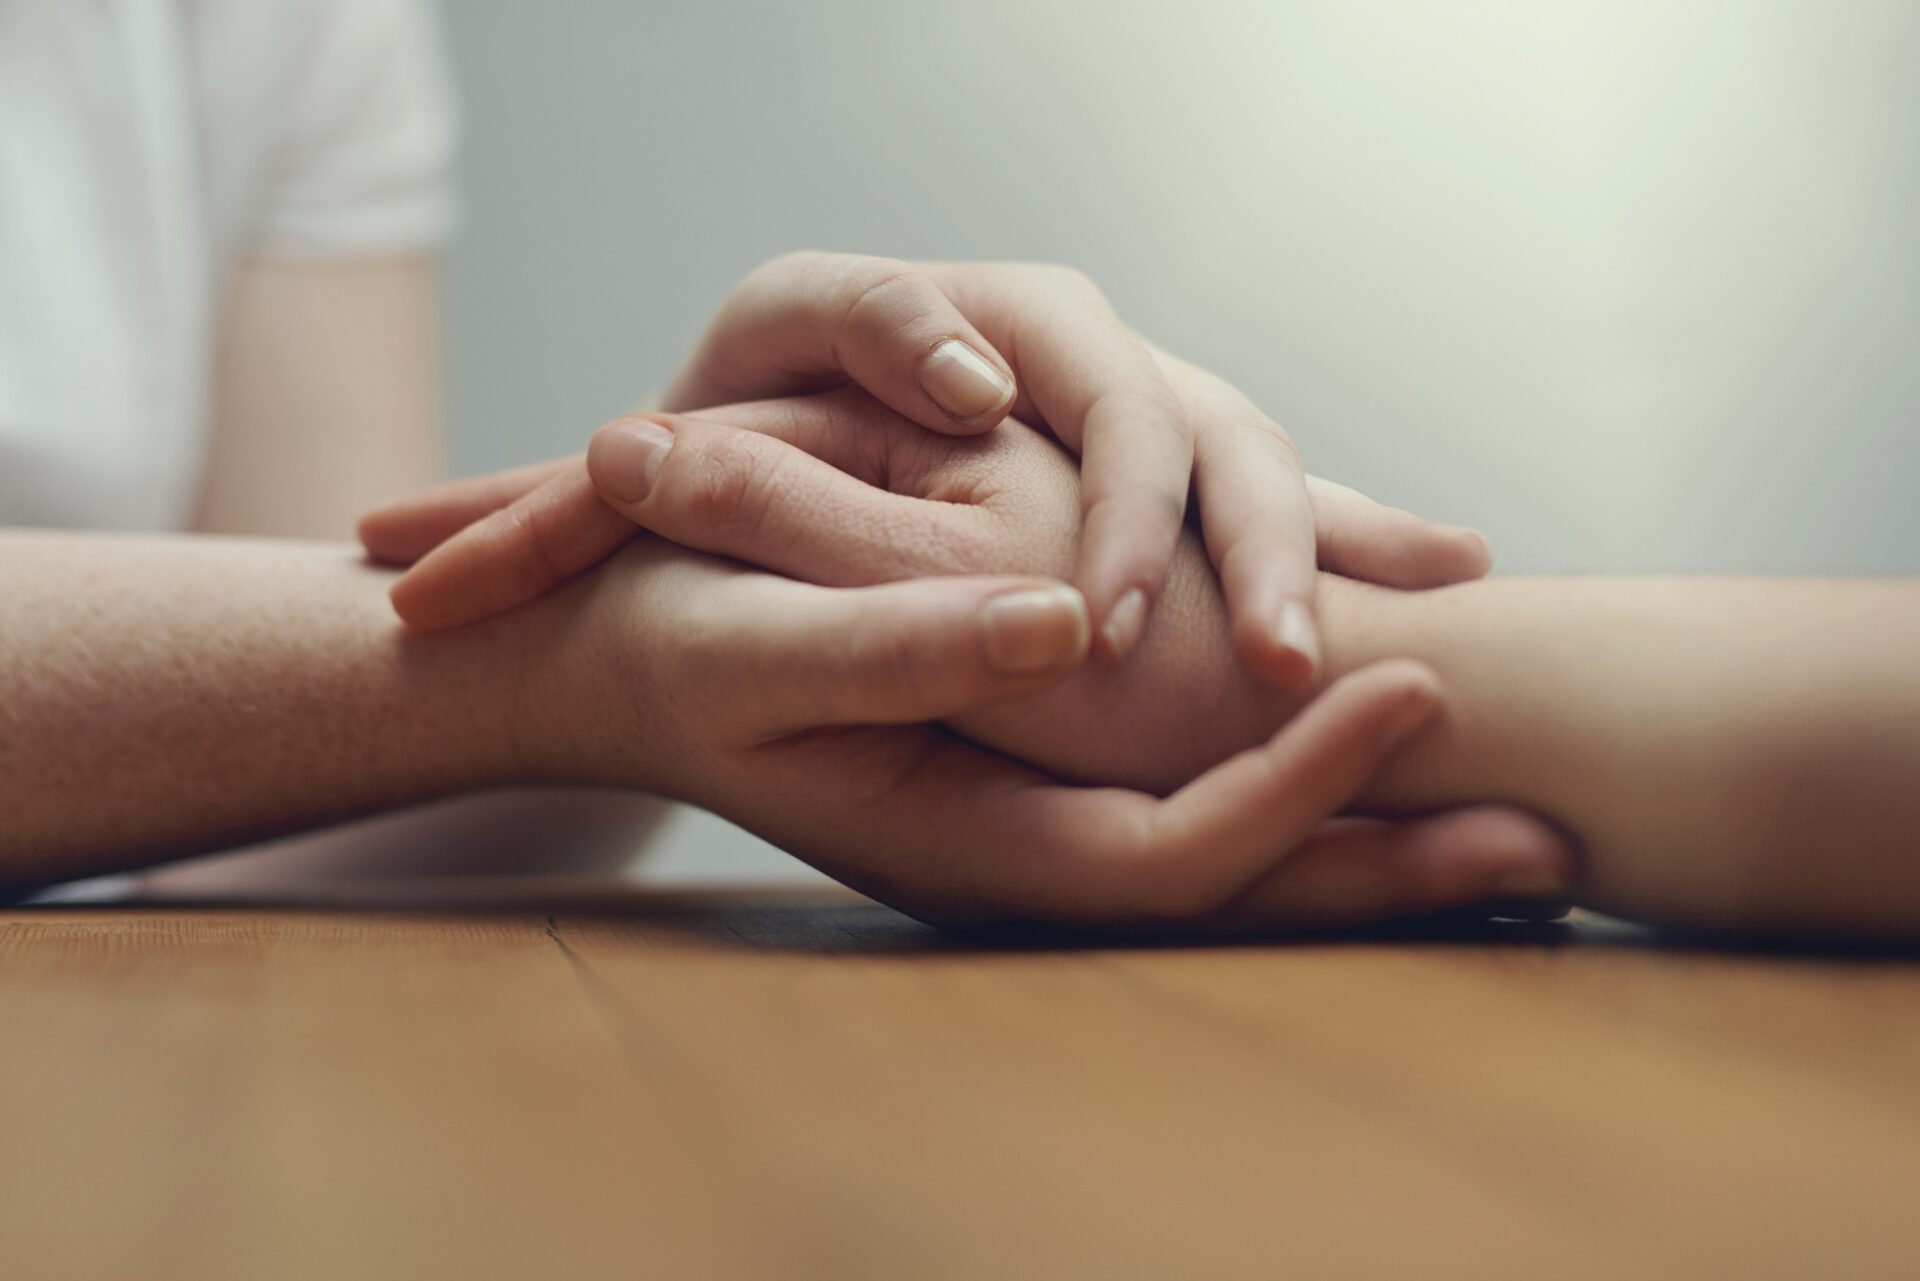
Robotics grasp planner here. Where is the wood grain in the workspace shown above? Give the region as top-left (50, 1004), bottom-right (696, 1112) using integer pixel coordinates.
top-left (3, 884), bottom-right (1917, 1280)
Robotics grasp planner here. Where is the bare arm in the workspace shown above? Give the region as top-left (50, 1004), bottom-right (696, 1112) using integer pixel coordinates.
top-left (194, 256), bottom-right (443, 540)
top-left (961, 568), bottom-right (1920, 940)
top-left (390, 389), bottom-right (1918, 941)
top-left (2, 529), bottom-right (1561, 932)
top-left (0, 533), bottom-right (516, 890)
top-left (161, 253), bottom-right (654, 890)
top-left (1326, 576), bottom-right (1920, 940)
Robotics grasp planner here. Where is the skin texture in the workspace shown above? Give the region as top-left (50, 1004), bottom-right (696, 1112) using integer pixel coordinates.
top-left (371, 252), bottom-right (1489, 680)
top-left (388, 390), bottom-right (1920, 942)
top-left (0, 534), bottom-right (516, 888)
top-left (165, 252), bottom-right (663, 891)
top-left (658, 252), bottom-right (1291, 668)
top-left (1322, 577), bottom-right (1920, 940)
top-left (0, 530), bottom-right (1573, 929)
top-left (13, 384), bottom-right (1918, 938)
top-left (9, 257), bottom-right (1560, 921)
top-left (363, 388), bottom-right (1467, 789)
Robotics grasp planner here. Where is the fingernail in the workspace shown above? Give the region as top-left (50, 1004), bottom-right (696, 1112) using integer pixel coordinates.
top-left (980, 585), bottom-right (1089, 675)
top-left (1274, 599), bottom-right (1321, 678)
top-left (1457, 526), bottom-right (1493, 569)
top-left (592, 418), bottom-right (674, 503)
top-left (1381, 680), bottom-right (1443, 748)
top-left (1099, 588), bottom-right (1148, 659)
top-left (920, 339), bottom-right (1015, 423)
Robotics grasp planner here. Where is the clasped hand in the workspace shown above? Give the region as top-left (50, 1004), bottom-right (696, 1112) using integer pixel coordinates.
top-left (360, 255), bottom-right (1574, 930)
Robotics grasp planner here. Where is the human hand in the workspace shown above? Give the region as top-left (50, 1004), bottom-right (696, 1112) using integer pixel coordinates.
top-left (365, 389), bottom-right (1484, 790)
top-left (378, 388), bottom-right (1576, 925)
top-left (364, 253), bottom-right (1491, 685)
top-left (506, 535), bottom-right (1571, 930)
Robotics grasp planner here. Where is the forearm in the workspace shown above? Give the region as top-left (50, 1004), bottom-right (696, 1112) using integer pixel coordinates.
top-left (0, 533), bottom-right (519, 890)
top-left (1329, 575), bottom-right (1920, 939)
top-left (957, 545), bottom-right (1920, 939)
top-left (194, 257), bottom-right (444, 540)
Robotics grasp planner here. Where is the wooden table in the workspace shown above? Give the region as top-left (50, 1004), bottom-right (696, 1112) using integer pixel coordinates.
top-left (3, 882), bottom-right (1917, 1280)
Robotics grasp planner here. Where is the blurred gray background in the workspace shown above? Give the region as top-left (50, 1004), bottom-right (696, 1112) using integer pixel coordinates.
top-left (436, 0), bottom-right (1920, 881)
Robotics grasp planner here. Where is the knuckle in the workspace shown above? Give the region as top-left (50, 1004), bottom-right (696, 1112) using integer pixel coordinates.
top-left (1197, 416), bottom-right (1303, 485)
top-left (1036, 261), bottom-right (1103, 300)
top-left (1086, 486), bottom-right (1188, 546)
top-left (749, 249), bottom-right (826, 286)
top-left (1245, 416), bottom-right (1304, 472)
top-left (500, 500), bottom-right (563, 587)
top-left (1181, 369), bottom-right (1297, 459)
top-left (681, 436), bottom-right (778, 542)
top-left (844, 611), bottom-right (937, 702)
top-left (833, 257), bottom-right (935, 335)
top-left (1098, 387), bottom-right (1193, 446)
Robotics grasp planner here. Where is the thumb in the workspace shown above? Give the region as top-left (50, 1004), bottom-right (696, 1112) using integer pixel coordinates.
top-left (722, 576), bottom-right (1091, 738)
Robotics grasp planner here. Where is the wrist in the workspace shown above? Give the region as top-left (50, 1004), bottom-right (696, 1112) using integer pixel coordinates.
top-left (477, 543), bottom-right (680, 794)
top-left (1313, 572), bottom-right (1517, 815)
top-left (362, 573), bottom-right (539, 794)
top-left (464, 581), bottom-right (597, 788)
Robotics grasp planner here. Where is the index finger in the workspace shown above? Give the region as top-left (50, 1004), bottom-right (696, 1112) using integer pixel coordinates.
top-left (386, 463), bottom-right (634, 631)
top-left (357, 455), bottom-right (580, 566)
top-left (922, 262), bottom-right (1195, 662)
top-left (662, 251), bottom-right (1018, 435)
top-left (1155, 351), bottom-right (1323, 691)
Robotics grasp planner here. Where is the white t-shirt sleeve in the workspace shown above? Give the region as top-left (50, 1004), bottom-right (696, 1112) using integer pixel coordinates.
top-left (249, 0), bottom-right (458, 258)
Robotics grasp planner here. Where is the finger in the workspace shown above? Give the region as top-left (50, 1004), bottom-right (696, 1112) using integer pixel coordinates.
top-left (1073, 393), bottom-right (1194, 662)
top-left (587, 411), bottom-right (992, 587)
top-left (386, 392), bottom-right (946, 631)
top-left (1215, 807), bottom-right (1579, 933)
top-left (1068, 658), bottom-right (1447, 918)
top-left (749, 717), bottom-right (1576, 933)
top-left (1166, 359), bottom-right (1323, 691)
top-left (1305, 476), bottom-right (1493, 588)
top-left (662, 252), bottom-right (1017, 434)
top-left (704, 576), bottom-right (1090, 739)
top-left (387, 465), bottom-right (636, 630)
top-left (923, 262), bottom-right (1194, 660)
top-left (642, 387), bottom-right (904, 490)
top-left (765, 659), bottom-right (1449, 926)
top-left (358, 456), bottom-right (578, 566)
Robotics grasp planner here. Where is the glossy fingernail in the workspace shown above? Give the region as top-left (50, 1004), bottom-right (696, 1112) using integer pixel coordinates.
top-left (1274, 599), bottom-right (1321, 678)
top-left (1099, 588), bottom-right (1148, 659)
top-left (921, 339), bottom-right (1015, 423)
top-left (592, 418), bottom-right (674, 503)
top-left (980, 585), bottom-right (1089, 674)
